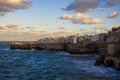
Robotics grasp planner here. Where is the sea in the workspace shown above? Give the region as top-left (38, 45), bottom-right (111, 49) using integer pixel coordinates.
top-left (0, 41), bottom-right (120, 80)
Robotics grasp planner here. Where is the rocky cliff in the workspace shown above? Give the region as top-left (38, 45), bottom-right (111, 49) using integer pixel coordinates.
top-left (67, 40), bottom-right (99, 54)
top-left (10, 41), bottom-right (99, 54)
top-left (10, 42), bottom-right (37, 50)
top-left (95, 26), bottom-right (120, 71)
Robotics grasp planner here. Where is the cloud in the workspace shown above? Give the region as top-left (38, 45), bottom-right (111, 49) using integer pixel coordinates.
top-left (58, 27), bottom-right (68, 30)
top-left (98, 7), bottom-right (104, 12)
top-left (0, 24), bottom-right (48, 41)
top-left (26, 26), bottom-right (37, 29)
top-left (60, 14), bottom-right (73, 20)
top-left (104, 11), bottom-right (118, 18)
top-left (0, 24), bottom-right (22, 31)
top-left (26, 26), bottom-right (47, 34)
top-left (43, 23), bottom-right (49, 27)
top-left (0, 12), bottom-right (6, 16)
top-left (0, 24), bottom-right (74, 41)
top-left (60, 13), bottom-right (103, 24)
top-left (58, 26), bottom-right (74, 33)
top-left (80, 27), bottom-right (109, 35)
top-left (63, 0), bottom-right (120, 13)
top-left (0, 0), bottom-right (32, 14)
top-left (41, 26), bottom-right (75, 38)
top-left (106, 0), bottom-right (120, 7)
top-left (52, 31), bottom-right (74, 37)
top-left (64, 0), bottom-right (99, 13)
top-left (93, 27), bottom-right (110, 34)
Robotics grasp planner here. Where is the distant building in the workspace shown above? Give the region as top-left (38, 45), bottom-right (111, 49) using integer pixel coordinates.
top-left (90, 33), bottom-right (107, 41)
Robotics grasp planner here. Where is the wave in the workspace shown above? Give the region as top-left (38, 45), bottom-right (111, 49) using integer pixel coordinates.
top-left (73, 59), bottom-right (120, 77)
top-left (0, 48), bottom-right (10, 51)
top-left (56, 51), bottom-right (70, 55)
top-left (14, 49), bottom-right (35, 52)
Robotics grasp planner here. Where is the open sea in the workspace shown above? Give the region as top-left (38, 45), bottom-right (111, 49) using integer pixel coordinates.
top-left (0, 42), bottom-right (120, 80)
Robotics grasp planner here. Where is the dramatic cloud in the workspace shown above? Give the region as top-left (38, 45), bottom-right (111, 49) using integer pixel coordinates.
top-left (64, 0), bottom-right (99, 13)
top-left (60, 13), bottom-right (103, 24)
top-left (63, 0), bottom-right (120, 13)
top-left (104, 11), bottom-right (118, 18)
top-left (106, 0), bottom-right (120, 7)
top-left (0, 0), bottom-right (32, 14)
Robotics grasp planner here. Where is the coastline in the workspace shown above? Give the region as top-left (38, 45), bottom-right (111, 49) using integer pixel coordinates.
top-left (9, 26), bottom-right (120, 71)
top-left (10, 42), bottom-right (99, 54)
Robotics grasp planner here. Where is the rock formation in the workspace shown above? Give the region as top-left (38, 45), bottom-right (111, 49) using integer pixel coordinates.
top-left (95, 26), bottom-right (120, 71)
top-left (10, 42), bottom-right (37, 50)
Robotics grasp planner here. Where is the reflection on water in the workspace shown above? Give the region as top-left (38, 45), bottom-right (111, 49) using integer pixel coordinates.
top-left (0, 42), bottom-right (120, 80)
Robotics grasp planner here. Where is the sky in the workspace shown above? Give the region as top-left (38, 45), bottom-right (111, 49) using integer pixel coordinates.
top-left (0, 0), bottom-right (120, 41)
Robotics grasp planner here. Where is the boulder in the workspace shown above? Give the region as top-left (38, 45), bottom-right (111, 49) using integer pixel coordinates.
top-left (113, 58), bottom-right (120, 71)
top-left (103, 57), bottom-right (113, 66)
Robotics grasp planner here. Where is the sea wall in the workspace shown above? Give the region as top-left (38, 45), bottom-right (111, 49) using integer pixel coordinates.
top-left (95, 27), bottom-right (120, 71)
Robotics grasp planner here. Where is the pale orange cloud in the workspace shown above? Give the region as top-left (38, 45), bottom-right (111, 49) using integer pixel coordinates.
top-left (0, 0), bottom-right (32, 14)
top-left (104, 11), bottom-right (118, 18)
top-left (80, 27), bottom-right (110, 35)
top-left (0, 24), bottom-right (48, 41)
top-left (60, 13), bottom-right (103, 24)
top-left (60, 14), bottom-right (73, 20)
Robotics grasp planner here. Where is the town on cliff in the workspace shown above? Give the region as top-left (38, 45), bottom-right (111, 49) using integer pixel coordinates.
top-left (10, 26), bottom-right (120, 71)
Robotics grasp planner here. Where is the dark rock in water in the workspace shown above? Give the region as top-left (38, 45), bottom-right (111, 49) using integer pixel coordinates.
top-left (113, 59), bottom-right (120, 71)
top-left (34, 47), bottom-right (43, 50)
top-left (103, 57), bottom-right (113, 67)
top-left (94, 58), bottom-right (103, 66)
top-left (94, 47), bottom-right (107, 66)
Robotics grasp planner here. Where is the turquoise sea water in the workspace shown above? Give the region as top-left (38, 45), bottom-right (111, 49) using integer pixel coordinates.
top-left (0, 42), bottom-right (120, 80)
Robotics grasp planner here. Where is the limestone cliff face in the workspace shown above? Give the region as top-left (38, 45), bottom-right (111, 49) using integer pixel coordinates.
top-left (107, 29), bottom-right (120, 57)
top-left (10, 42), bottom-right (37, 50)
top-left (45, 43), bottom-right (64, 51)
top-left (67, 41), bottom-right (99, 54)
top-left (95, 26), bottom-right (120, 71)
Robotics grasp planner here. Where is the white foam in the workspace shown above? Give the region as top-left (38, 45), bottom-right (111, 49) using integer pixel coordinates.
top-left (0, 48), bottom-right (10, 51)
top-left (57, 51), bottom-right (70, 55)
top-left (73, 59), bottom-right (120, 76)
